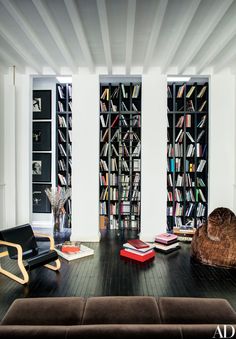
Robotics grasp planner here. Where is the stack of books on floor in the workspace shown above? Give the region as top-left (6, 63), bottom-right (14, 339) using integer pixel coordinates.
top-left (120, 239), bottom-right (155, 262)
top-left (173, 226), bottom-right (196, 242)
top-left (154, 233), bottom-right (180, 253)
top-left (55, 241), bottom-right (94, 261)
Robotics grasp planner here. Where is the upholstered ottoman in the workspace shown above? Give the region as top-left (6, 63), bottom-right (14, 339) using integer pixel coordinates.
top-left (191, 207), bottom-right (236, 268)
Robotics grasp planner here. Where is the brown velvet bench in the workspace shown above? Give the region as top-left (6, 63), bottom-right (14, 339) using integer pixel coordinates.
top-left (0, 296), bottom-right (236, 338)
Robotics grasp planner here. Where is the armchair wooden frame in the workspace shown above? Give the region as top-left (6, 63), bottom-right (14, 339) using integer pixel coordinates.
top-left (0, 233), bottom-right (61, 285)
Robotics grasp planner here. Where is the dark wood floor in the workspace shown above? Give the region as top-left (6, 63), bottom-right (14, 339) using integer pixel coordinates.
top-left (1, 229), bottom-right (236, 320)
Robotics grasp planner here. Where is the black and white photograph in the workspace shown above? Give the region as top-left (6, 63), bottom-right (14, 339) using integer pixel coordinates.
top-left (33, 97), bottom-right (41, 112)
top-left (33, 90), bottom-right (51, 119)
top-left (33, 121), bottom-right (51, 151)
top-left (32, 184), bottom-right (51, 213)
top-left (32, 161), bottom-right (42, 175)
top-left (32, 153), bottom-right (51, 182)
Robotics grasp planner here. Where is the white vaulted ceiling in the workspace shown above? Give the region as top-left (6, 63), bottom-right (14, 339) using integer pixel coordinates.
top-left (0, 0), bottom-right (235, 74)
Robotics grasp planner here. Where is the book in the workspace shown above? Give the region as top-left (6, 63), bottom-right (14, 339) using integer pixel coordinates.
top-left (155, 233), bottom-right (178, 245)
top-left (153, 241), bottom-right (180, 252)
top-left (61, 242), bottom-right (81, 253)
top-left (127, 239), bottom-right (150, 249)
top-left (123, 242), bottom-right (155, 253)
top-left (197, 86), bottom-right (207, 98)
top-left (120, 249), bottom-right (155, 262)
top-left (111, 114), bottom-right (119, 128)
top-left (186, 85), bottom-right (195, 98)
top-left (55, 244), bottom-right (94, 261)
top-left (198, 100), bottom-right (207, 112)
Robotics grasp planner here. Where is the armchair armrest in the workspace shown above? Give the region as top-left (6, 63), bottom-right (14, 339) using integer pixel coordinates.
top-left (34, 233), bottom-right (55, 250)
top-left (0, 240), bottom-right (23, 259)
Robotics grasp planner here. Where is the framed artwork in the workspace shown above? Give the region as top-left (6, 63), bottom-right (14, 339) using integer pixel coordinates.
top-left (33, 122), bottom-right (51, 151)
top-left (32, 184), bottom-right (51, 213)
top-left (33, 90), bottom-right (51, 120)
top-left (32, 153), bottom-right (51, 182)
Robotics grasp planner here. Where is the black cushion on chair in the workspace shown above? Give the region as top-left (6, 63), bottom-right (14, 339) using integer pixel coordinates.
top-left (26, 250), bottom-right (58, 271)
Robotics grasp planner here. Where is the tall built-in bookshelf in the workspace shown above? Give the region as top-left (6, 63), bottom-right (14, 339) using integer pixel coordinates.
top-left (167, 79), bottom-right (208, 231)
top-left (56, 83), bottom-right (72, 228)
top-left (99, 80), bottom-right (141, 231)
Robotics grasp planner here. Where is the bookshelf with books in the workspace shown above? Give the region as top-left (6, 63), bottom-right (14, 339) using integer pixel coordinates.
top-left (56, 83), bottom-right (72, 227)
top-left (99, 80), bottom-right (141, 231)
top-left (167, 79), bottom-right (208, 232)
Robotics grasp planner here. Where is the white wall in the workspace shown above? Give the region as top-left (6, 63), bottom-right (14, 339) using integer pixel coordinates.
top-left (71, 72), bottom-right (100, 241)
top-left (15, 74), bottom-right (31, 225)
top-left (0, 71), bottom-right (5, 228)
top-left (3, 70), bottom-right (16, 228)
top-left (140, 69), bottom-right (167, 241)
top-left (209, 73), bottom-right (235, 212)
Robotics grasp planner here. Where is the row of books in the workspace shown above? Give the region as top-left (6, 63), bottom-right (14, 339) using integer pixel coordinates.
top-left (101, 128), bottom-right (140, 143)
top-left (170, 84), bottom-right (207, 99)
top-left (100, 113), bottom-right (141, 128)
top-left (168, 173), bottom-right (206, 187)
top-left (100, 173), bottom-right (118, 186)
top-left (58, 129), bottom-right (72, 143)
top-left (175, 114), bottom-right (192, 128)
top-left (167, 202), bottom-right (206, 218)
top-left (175, 129), bottom-right (205, 143)
top-left (100, 201), bottom-right (141, 215)
top-left (58, 144), bottom-right (72, 157)
top-left (100, 142), bottom-right (140, 158)
top-left (101, 84), bottom-right (141, 101)
top-left (168, 188), bottom-right (206, 202)
top-left (167, 143), bottom-right (183, 157)
top-left (168, 159), bottom-right (206, 172)
top-left (176, 100), bottom-right (207, 112)
top-left (100, 100), bottom-right (140, 113)
top-left (58, 115), bottom-right (72, 128)
top-left (170, 114), bottom-right (206, 128)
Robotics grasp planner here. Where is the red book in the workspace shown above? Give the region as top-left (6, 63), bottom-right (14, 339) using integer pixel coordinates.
top-left (120, 249), bottom-right (155, 262)
top-left (127, 239), bottom-right (149, 249)
top-left (111, 114), bottom-right (119, 128)
top-left (61, 246), bottom-right (80, 253)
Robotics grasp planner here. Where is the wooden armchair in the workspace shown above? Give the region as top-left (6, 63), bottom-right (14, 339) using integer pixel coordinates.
top-left (0, 224), bottom-right (61, 284)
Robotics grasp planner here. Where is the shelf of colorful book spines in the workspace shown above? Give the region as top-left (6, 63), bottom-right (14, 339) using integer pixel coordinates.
top-left (167, 82), bottom-right (208, 112)
top-left (99, 83), bottom-right (141, 229)
top-left (100, 83), bottom-right (141, 112)
top-left (167, 82), bottom-right (208, 229)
